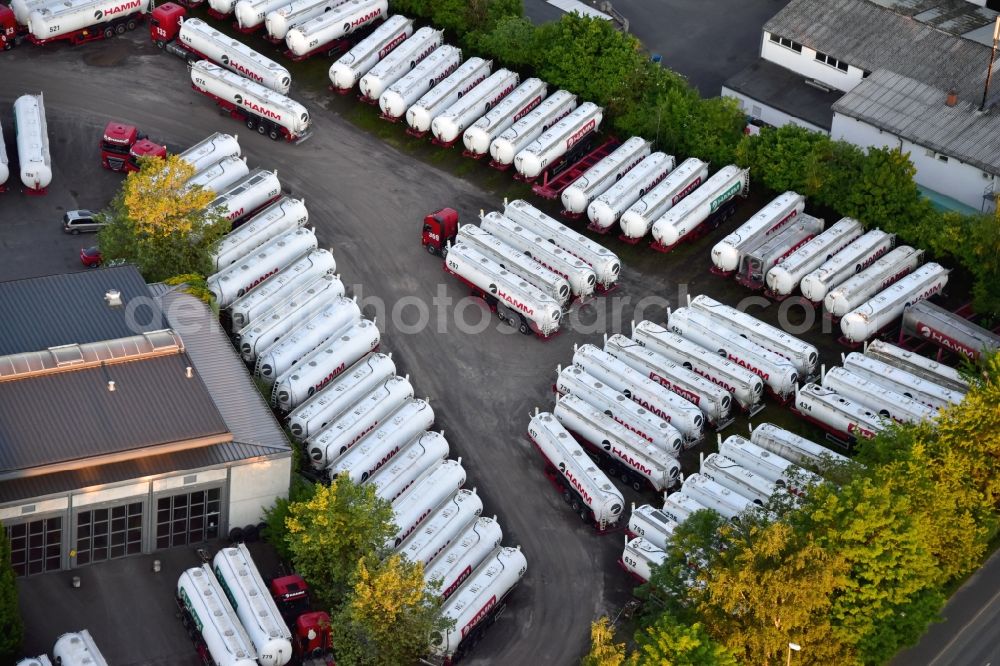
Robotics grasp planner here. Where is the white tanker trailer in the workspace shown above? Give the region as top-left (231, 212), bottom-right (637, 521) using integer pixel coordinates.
top-left (631, 320), bottom-right (765, 413)
top-left (661, 491), bottom-right (708, 524)
top-left (358, 26), bottom-right (443, 101)
top-left (211, 196), bottom-right (308, 271)
top-left (236, 276), bottom-right (347, 362)
top-left (406, 58), bottom-right (492, 134)
top-left (267, 0), bottom-right (350, 42)
top-left (586, 152), bottom-right (675, 231)
top-left (12, 94), bottom-right (51, 193)
top-left (430, 546), bottom-right (526, 661)
top-left (793, 383), bottom-right (886, 441)
top-left (822, 366), bottom-right (936, 425)
top-left (226, 248), bottom-right (336, 332)
top-left (463, 78), bottom-right (547, 157)
top-left (864, 339), bottom-right (969, 393)
top-left (173, 19), bottom-right (291, 94)
top-left (667, 307), bottom-right (799, 400)
top-left (187, 156), bottom-right (250, 195)
top-left (573, 344), bottom-right (704, 443)
top-left (425, 517), bottom-right (504, 601)
top-left (190, 60), bottom-right (311, 142)
top-left (627, 503), bottom-right (678, 550)
top-left (749, 423), bottom-right (848, 471)
top-left (27, 0), bottom-right (151, 44)
top-left (710, 191), bottom-right (806, 273)
top-left (16, 657), bottom-right (53, 666)
top-left (680, 473), bottom-right (756, 521)
top-left (177, 566), bottom-right (257, 666)
top-left (0, 122), bottom-right (8, 191)
top-left (285, 352), bottom-right (395, 440)
top-left (306, 377), bottom-right (414, 469)
top-left (255, 296), bottom-right (360, 381)
top-left (478, 212), bottom-right (596, 298)
top-left (489, 90), bottom-right (576, 167)
top-left (799, 229), bottom-right (894, 303)
top-left (52, 631), bottom-right (108, 666)
top-left (378, 45), bottom-right (463, 120)
top-left (444, 239), bottom-right (563, 337)
top-left (765, 217), bottom-right (864, 297)
top-left (207, 228), bottom-right (318, 308)
top-left (457, 224), bottom-right (571, 303)
top-left (719, 435), bottom-right (820, 492)
top-left (700, 453), bottom-right (777, 505)
top-left (208, 167), bottom-right (282, 226)
top-left (368, 431), bottom-right (450, 503)
top-left (554, 393), bottom-right (680, 493)
top-left (431, 69), bottom-right (520, 145)
top-left (397, 488), bottom-right (482, 565)
top-left (618, 158), bottom-right (709, 240)
top-left (902, 300), bottom-right (1000, 363)
top-left (839, 263), bottom-right (949, 344)
top-left (555, 364), bottom-right (684, 455)
top-left (528, 410), bottom-right (625, 528)
top-left (326, 15), bottom-right (412, 89)
top-left (560, 137), bottom-right (651, 215)
top-left (514, 102), bottom-right (604, 179)
top-left (12, 0), bottom-right (52, 26)
top-left (688, 294), bottom-right (820, 378)
top-left (650, 165), bottom-right (750, 250)
top-left (619, 536), bottom-right (666, 583)
top-left (272, 318), bottom-right (381, 411)
top-left (735, 214), bottom-right (825, 290)
top-left (388, 459), bottom-right (467, 549)
top-left (284, 0), bottom-right (386, 60)
top-left (842, 352), bottom-right (965, 409)
top-left (603, 334), bottom-right (732, 427)
top-left (235, 0), bottom-right (298, 32)
top-left (503, 199), bottom-right (622, 289)
top-left (824, 246), bottom-right (924, 318)
top-left (324, 393), bottom-right (437, 481)
top-left (179, 131), bottom-right (241, 173)
top-left (212, 543), bottom-right (293, 666)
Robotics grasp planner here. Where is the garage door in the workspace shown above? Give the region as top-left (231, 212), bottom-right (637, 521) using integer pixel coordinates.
top-left (5, 516), bottom-right (63, 576)
top-left (74, 501), bottom-right (144, 565)
top-left (155, 487), bottom-right (222, 550)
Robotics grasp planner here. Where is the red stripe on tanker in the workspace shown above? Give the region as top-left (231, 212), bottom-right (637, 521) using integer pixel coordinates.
top-left (489, 90), bottom-right (577, 166)
top-left (212, 197), bottom-right (309, 271)
top-left (357, 26), bottom-right (443, 100)
top-left (823, 245), bottom-right (924, 318)
top-left (406, 58), bottom-right (493, 134)
top-left (431, 69), bottom-right (520, 144)
top-left (841, 352), bottom-right (965, 409)
top-left (902, 300), bottom-right (1000, 363)
top-left (561, 137), bottom-right (652, 215)
top-left (368, 431), bottom-right (451, 504)
top-left (254, 295), bottom-right (359, 381)
top-left (378, 45), bottom-right (463, 119)
top-left (711, 191), bottom-right (806, 273)
top-left (586, 152), bottom-right (675, 231)
top-left (27, 0), bottom-right (151, 43)
top-left (799, 229), bottom-right (895, 302)
top-left (618, 158), bottom-right (710, 240)
top-left (513, 102), bottom-right (603, 179)
top-left (268, 0), bottom-right (354, 42)
top-left (822, 367), bottom-right (937, 425)
top-left (765, 217), bottom-right (864, 296)
top-left (424, 518), bottom-right (503, 602)
top-left (388, 459), bottom-right (466, 549)
top-left (463, 78), bottom-right (548, 156)
top-left (793, 383), bottom-right (885, 441)
top-left (456, 224), bottom-right (572, 303)
top-left (207, 228), bottom-right (318, 308)
top-left (395, 488), bottom-right (481, 568)
top-left (283, 0), bottom-right (386, 59)
top-left (839, 262), bottom-right (949, 344)
top-left (173, 18), bottom-right (291, 94)
top-left (650, 165), bottom-right (749, 247)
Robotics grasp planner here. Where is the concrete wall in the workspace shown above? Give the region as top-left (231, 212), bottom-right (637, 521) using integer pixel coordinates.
top-left (761, 33), bottom-right (865, 92)
top-left (227, 456), bottom-right (292, 529)
top-left (721, 87), bottom-right (830, 134)
top-left (832, 112), bottom-right (1000, 212)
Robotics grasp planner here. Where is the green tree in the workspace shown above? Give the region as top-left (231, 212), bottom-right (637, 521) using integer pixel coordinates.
top-left (98, 155), bottom-right (229, 282)
top-left (284, 475), bottom-right (396, 609)
top-left (682, 96), bottom-right (746, 166)
top-left (631, 614), bottom-right (737, 666)
top-left (262, 477), bottom-right (316, 563)
top-left (472, 16), bottom-right (540, 71)
top-left (840, 146), bottom-right (933, 235)
top-left (0, 529), bottom-right (23, 662)
top-left (330, 554), bottom-right (448, 666)
top-left (581, 616), bottom-right (628, 666)
top-left (736, 124), bottom-right (827, 193)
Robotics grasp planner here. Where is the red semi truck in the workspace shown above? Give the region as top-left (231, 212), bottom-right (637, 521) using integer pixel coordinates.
top-left (420, 207), bottom-right (459, 256)
top-left (1, 5), bottom-right (16, 49)
top-left (270, 573), bottom-right (335, 664)
top-left (100, 121), bottom-right (167, 172)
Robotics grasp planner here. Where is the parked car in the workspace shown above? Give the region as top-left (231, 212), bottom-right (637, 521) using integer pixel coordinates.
top-left (62, 209), bottom-right (105, 234)
top-left (80, 246), bottom-right (102, 268)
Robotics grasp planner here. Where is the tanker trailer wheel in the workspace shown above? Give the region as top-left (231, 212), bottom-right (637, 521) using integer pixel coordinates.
top-left (103, 26), bottom-right (114, 38)
top-left (268, 127), bottom-right (281, 141)
top-left (561, 488), bottom-right (572, 504)
top-left (115, 23), bottom-right (126, 35)
top-left (579, 509), bottom-right (590, 522)
top-left (126, 18), bottom-right (137, 30)
top-left (518, 318), bottom-right (532, 336)
top-left (245, 117), bottom-right (257, 131)
top-left (156, 40), bottom-right (165, 48)
top-left (631, 479), bottom-right (642, 492)
top-left (570, 499), bottom-right (581, 513)
top-left (257, 123), bottom-right (268, 136)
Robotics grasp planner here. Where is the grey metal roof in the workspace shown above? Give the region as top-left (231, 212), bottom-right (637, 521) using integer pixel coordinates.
top-left (724, 60), bottom-right (843, 130)
top-left (833, 69), bottom-right (1000, 174)
top-left (0, 265), bottom-right (166, 356)
top-left (764, 0), bottom-right (997, 101)
top-left (155, 287), bottom-right (291, 453)
top-left (0, 351), bottom-right (231, 476)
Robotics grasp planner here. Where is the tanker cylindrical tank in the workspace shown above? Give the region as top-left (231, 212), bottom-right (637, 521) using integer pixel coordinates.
top-left (0, 120), bottom-right (8, 188)
top-left (431, 69), bottom-right (520, 144)
top-left (618, 158), bottom-right (709, 240)
top-left (179, 18), bottom-right (292, 94)
top-left (211, 197), bottom-right (309, 271)
top-left (463, 78), bottom-right (547, 156)
top-left (424, 518), bottom-right (504, 601)
top-left (823, 246), bottom-right (924, 318)
top-left (207, 228), bottom-right (318, 308)
top-left (586, 152), bottom-right (675, 231)
top-left (749, 422), bottom-right (849, 470)
top-left (13, 94), bottom-right (52, 192)
top-left (358, 26), bottom-right (444, 101)
top-left (735, 214), bottom-right (825, 290)
top-left (662, 491), bottom-right (708, 524)
top-left (186, 156), bottom-right (250, 196)
top-left (207, 167), bottom-right (282, 226)
top-left (52, 631), bottom-right (109, 666)
top-left (396, 487), bottom-right (482, 566)
top-left (388, 459), bottom-right (467, 549)
top-left (489, 89), bottom-right (576, 166)
top-left (823, 366), bottom-right (936, 425)
top-left (793, 383), bottom-right (886, 441)
top-left (680, 473), bottom-right (757, 520)
top-left (841, 352), bottom-right (965, 409)
top-left (28, 0), bottom-right (152, 41)
top-left (284, 0), bottom-right (387, 59)
top-left (378, 45), bottom-right (463, 120)
top-left (765, 217), bottom-right (864, 296)
top-left (367, 431), bottom-right (450, 503)
top-left (406, 58), bottom-right (493, 134)
top-left (326, 15), bottom-right (413, 89)
top-left (627, 503), bottom-right (678, 550)
top-left (840, 263), bottom-right (949, 344)
top-left (255, 296), bottom-right (359, 382)
top-left (901, 299), bottom-right (1000, 363)
top-left (651, 165), bottom-right (749, 248)
top-left (267, 0), bottom-right (351, 42)
top-left (176, 566), bottom-right (258, 666)
top-left (12, 0), bottom-right (53, 25)
top-left (235, 0), bottom-right (298, 32)
top-left (456, 224), bottom-right (571, 303)
top-left (514, 102), bottom-right (604, 179)
top-left (710, 191), bottom-right (806, 273)
top-left (620, 536), bottom-right (666, 583)
top-left (700, 453), bottom-right (777, 505)
top-left (799, 229), bottom-right (894, 303)
top-left (561, 137), bottom-right (651, 214)
top-left (178, 131), bottom-right (241, 174)
top-left (16, 657), bottom-right (54, 666)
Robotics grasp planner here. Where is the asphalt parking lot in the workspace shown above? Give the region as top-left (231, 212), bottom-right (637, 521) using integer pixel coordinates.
top-left (1, 17), bottom-right (886, 666)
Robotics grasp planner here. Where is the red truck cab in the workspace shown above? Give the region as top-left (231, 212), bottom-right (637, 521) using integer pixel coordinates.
top-left (149, 2), bottom-right (185, 46)
top-left (101, 121), bottom-right (140, 171)
top-left (422, 208), bottom-right (459, 256)
top-left (127, 138), bottom-right (168, 172)
top-left (271, 574), bottom-right (334, 665)
top-left (0, 5), bottom-right (16, 50)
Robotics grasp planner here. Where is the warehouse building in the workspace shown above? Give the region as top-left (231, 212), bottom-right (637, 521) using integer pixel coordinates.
top-left (0, 266), bottom-right (292, 576)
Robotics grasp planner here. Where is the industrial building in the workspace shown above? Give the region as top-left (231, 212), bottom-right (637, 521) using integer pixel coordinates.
top-left (0, 266), bottom-right (292, 576)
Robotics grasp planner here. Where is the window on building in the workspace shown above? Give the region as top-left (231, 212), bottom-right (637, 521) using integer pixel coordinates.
top-left (937, 154), bottom-right (949, 163)
top-left (155, 487), bottom-right (221, 550)
top-left (768, 33), bottom-right (803, 53)
top-left (75, 502), bottom-right (143, 566)
top-left (815, 51), bottom-right (849, 72)
top-left (5, 517), bottom-right (62, 576)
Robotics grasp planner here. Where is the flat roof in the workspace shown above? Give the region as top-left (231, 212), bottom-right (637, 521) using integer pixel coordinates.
top-left (724, 59), bottom-right (843, 130)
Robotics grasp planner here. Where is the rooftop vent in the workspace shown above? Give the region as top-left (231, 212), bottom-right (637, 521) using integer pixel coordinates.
top-left (105, 289), bottom-right (123, 307)
top-left (108, 380), bottom-right (116, 392)
top-left (946, 89), bottom-right (958, 107)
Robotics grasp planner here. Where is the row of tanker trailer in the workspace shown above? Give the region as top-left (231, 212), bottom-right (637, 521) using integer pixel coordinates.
top-left (1, 92), bottom-right (51, 193)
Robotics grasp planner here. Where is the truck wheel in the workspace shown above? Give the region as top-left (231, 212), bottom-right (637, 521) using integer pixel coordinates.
top-left (518, 319), bottom-right (531, 336)
top-left (425, 244), bottom-right (437, 256)
top-left (103, 27), bottom-right (114, 38)
top-left (631, 479), bottom-right (643, 492)
top-left (257, 123), bottom-right (267, 136)
top-left (156, 40), bottom-right (165, 49)
top-left (268, 128), bottom-right (280, 141)
top-left (115, 23), bottom-right (126, 34)
top-left (245, 118), bottom-right (257, 131)
top-left (126, 18), bottom-right (136, 30)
